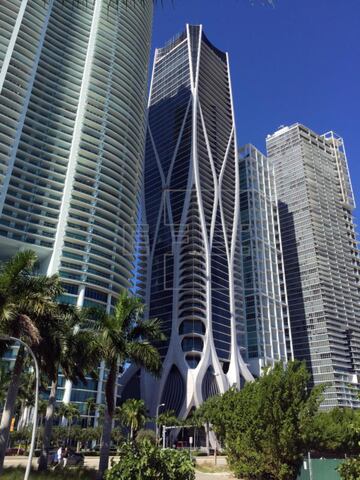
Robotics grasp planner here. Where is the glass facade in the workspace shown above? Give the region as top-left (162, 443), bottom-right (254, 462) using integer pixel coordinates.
top-left (238, 145), bottom-right (292, 377)
top-left (267, 124), bottom-right (360, 408)
top-left (0, 0), bottom-right (153, 413)
top-left (131, 24), bottom-right (252, 419)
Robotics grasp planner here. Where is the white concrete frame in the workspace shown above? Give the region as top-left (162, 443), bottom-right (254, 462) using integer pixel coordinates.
top-left (124, 25), bottom-right (253, 421)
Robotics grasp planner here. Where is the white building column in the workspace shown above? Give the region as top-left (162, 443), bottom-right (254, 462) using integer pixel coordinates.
top-left (62, 284), bottom-right (86, 408)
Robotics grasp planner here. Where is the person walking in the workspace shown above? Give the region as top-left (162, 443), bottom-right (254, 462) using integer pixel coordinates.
top-left (53, 446), bottom-right (63, 469)
top-left (62, 447), bottom-right (69, 468)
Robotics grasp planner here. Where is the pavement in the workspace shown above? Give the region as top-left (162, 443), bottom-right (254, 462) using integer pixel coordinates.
top-left (4, 455), bottom-right (234, 480)
top-left (195, 474), bottom-right (233, 480)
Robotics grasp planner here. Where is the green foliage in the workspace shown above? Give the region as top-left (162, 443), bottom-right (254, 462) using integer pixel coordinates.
top-left (0, 362), bottom-right (10, 405)
top-left (10, 428), bottom-right (31, 444)
top-left (136, 428), bottom-right (156, 444)
top-left (0, 250), bottom-right (61, 345)
top-left (309, 408), bottom-right (360, 455)
top-left (117, 398), bottom-right (147, 439)
top-left (338, 457), bottom-right (360, 480)
top-left (104, 441), bottom-right (195, 480)
top-left (199, 361), bottom-right (324, 480)
top-left (57, 402), bottom-right (80, 423)
top-left (2, 466), bottom-right (95, 479)
top-left (157, 410), bottom-right (182, 428)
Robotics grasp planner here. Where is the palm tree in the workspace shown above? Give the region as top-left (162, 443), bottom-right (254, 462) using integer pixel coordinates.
top-left (57, 403), bottom-right (80, 443)
top-left (94, 291), bottom-right (164, 480)
top-left (117, 399), bottom-right (147, 440)
top-left (0, 363), bottom-right (10, 409)
top-left (85, 397), bottom-right (97, 428)
top-left (37, 304), bottom-right (100, 471)
top-left (0, 250), bottom-right (61, 473)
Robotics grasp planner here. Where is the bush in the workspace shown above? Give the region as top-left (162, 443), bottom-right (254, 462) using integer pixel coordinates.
top-left (105, 441), bottom-right (195, 480)
top-left (338, 457), bottom-right (360, 480)
top-left (136, 429), bottom-right (156, 445)
top-left (198, 361), bottom-right (324, 480)
top-left (2, 467), bottom-right (95, 479)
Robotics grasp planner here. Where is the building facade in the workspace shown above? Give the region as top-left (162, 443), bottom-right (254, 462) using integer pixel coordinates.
top-left (121, 25), bottom-right (253, 419)
top-left (267, 124), bottom-right (360, 408)
top-left (238, 144), bottom-right (293, 377)
top-left (0, 0), bottom-right (153, 414)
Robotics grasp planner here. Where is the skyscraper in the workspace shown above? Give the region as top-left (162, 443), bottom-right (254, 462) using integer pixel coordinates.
top-left (267, 124), bottom-right (360, 408)
top-left (238, 144), bottom-right (293, 377)
top-left (121, 24), bottom-right (253, 419)
top-left (0, 0), bottom-right (153, 410)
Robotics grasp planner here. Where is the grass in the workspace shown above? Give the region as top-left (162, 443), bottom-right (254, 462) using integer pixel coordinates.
top-left (3, 467), bottom-right (96, 480)
top-left (196, 462), bottom-right (231, 474)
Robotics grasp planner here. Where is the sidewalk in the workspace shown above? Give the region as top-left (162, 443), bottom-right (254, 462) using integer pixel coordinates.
top-left (196, 473), bottom-right (233, 480)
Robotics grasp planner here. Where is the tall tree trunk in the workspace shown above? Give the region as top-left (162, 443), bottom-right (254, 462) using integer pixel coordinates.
top-left (206, 421), bottom-right (210, 455)
top-left (97, 361), bottom-right (117, 480)
top-left (38, 378), bottom-right (57, 472)
top-left (0, 347), bottom-right (26, 474)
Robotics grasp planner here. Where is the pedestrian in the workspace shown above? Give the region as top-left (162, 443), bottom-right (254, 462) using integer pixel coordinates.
top-left (53, 446), bottom-right (63, 469)
top-left (62, 447), bottom-right (69, 468)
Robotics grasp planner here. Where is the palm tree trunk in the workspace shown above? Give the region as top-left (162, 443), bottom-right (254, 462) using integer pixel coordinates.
top-left (38, 378), bottom-right (57, 472)
top-left (0, 347), bottom-right (26, 474)
top-left (97, 407), bottom-right (113, 479)
top-left (97, 361), bottom-right (117, 480)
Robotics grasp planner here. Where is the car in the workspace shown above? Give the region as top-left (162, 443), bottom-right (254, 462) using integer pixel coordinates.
top-left (39, 449), bottom-right (85, 468)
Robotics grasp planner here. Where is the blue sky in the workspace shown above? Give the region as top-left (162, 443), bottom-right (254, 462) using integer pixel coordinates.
top-left (151, 0), bottom-right (360, 202)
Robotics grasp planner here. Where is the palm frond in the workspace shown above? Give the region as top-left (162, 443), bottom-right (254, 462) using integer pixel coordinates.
top-left (16, 314), bottom-right (41, 345)
top-left (126, 341), bottom-right (162, 377)
top-left (114, 291), bottom-right (144, 331)
top-left (0, 250), bottom-right (37, 290)
top-left (130, 317), bottom-right (165, 342)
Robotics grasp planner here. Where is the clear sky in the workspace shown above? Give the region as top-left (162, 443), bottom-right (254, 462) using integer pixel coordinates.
top-left (151, 0), bottom-right (360, 202)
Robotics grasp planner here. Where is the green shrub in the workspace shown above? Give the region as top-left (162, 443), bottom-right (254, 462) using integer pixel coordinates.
top-left (105, 441), bottom-right (195, 480)
top-left (2, 467), bottom-right (95, 479)
top-left (136, 428), bottom-right (156, 445)
top-left (338, 457), bottom-right (360, 480)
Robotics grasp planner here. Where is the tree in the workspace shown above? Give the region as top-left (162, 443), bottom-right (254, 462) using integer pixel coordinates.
top-left (37, 304), bottom-right (100, 471)
top-left (85, 397), bottom-right (97, 428)
top-left (337, 410), bottom-right (360, 480)
top-left (200, 361), bottom-right (324, 480)
top-left (338, 457), bottom-right (360, 480)
top-left (309, 408), bottom-right (360, 455)
top-left (104, 440), bottom-right (195, 480)
top-left (0, 250), bottom-right (61, 473)
top-left (118, 399), bottom-right (147, 440)
top-left (157, 409), bottom-right (181, 428)
top-left (0, 362), bottom-right (10, 408)
top-left (194, 394), bottom-right (223, 454)
top-left (136, 428), bottom-right (156, 445)
top-left (57, 402), bottom-right (80, 443)
top-left (93, 291), bottom-right (164, 480)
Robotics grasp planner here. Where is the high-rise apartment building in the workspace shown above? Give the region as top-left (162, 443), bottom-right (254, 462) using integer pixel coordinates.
top-left (121, 25), bottom-right (253, 419)
top-left (238, 144), bottom-right (293, 377)
top-left (267, 124), bottom-right (360, 408)
top-left (0, 0), bottom-right (153, 412)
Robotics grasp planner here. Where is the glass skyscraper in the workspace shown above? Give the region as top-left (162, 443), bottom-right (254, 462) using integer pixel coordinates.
top-left (0, 0), bottom-right (153, 413)
top-left (121, 24), bottom-right (253, 419)
top-left (238, 144), bottom-right (293, 377)
top-left (267, 124), bottom-right (360, 408)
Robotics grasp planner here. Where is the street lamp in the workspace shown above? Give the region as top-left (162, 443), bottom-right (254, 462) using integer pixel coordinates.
top-left (0, 336), bottom-right (39, 480)
top-left (155, 403), bottom-right (165, 445)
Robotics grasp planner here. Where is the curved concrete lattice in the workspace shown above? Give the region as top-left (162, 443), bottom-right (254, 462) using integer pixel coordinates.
top-left (131, 24), bottom-right (254, 420)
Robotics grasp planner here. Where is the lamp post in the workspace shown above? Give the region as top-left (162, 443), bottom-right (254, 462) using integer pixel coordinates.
top-left (0, 336), bottom-right (39, 480)
top-left (155, 403), bottom-right (165, 446)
